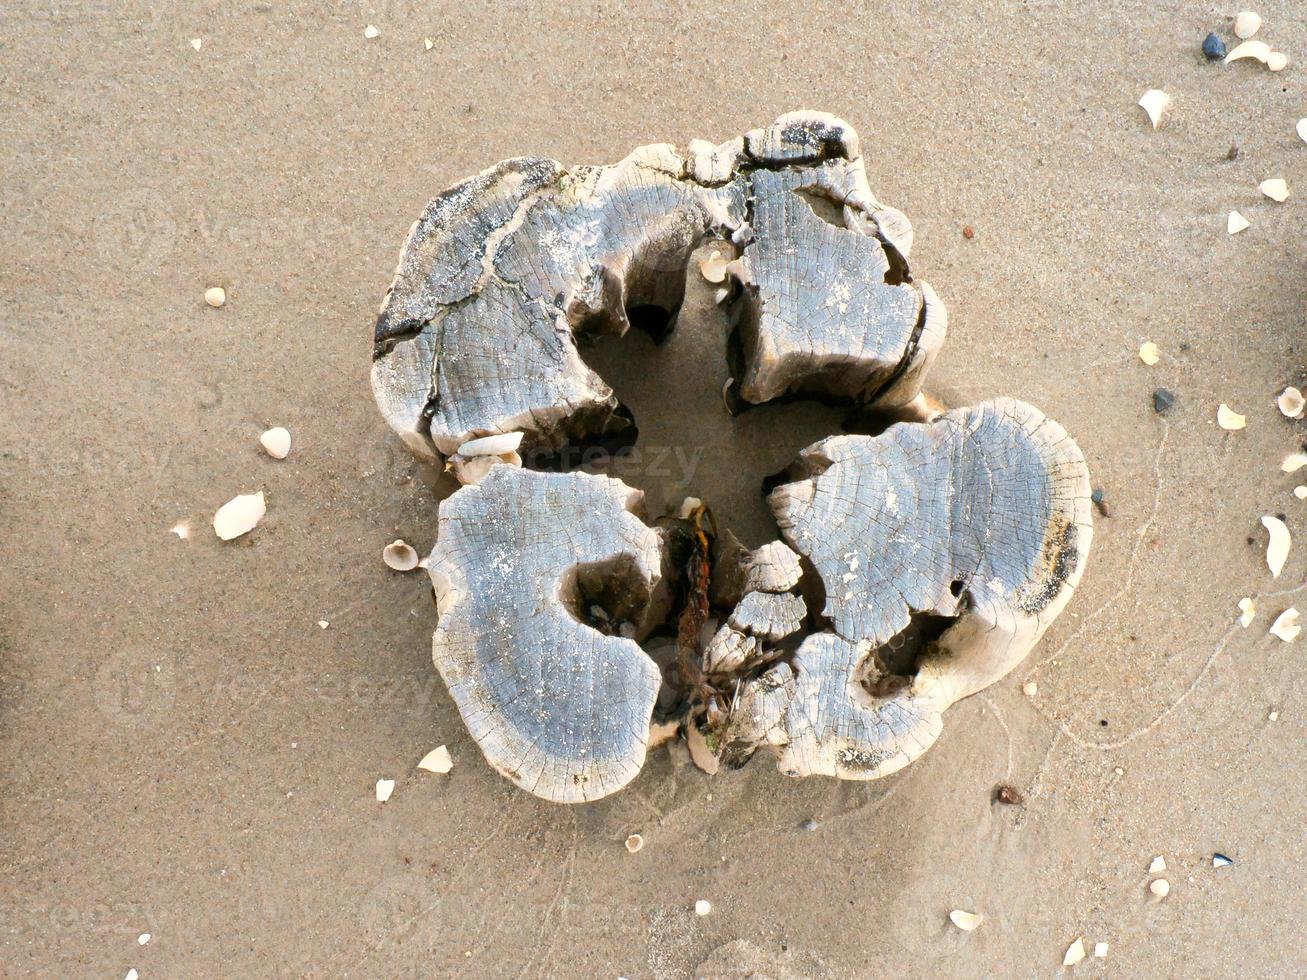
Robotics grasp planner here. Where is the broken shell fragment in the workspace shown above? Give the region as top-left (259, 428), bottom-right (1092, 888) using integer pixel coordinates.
top-left (1138, 341), bottom-right (1160, 366)
top-left (382, 539), bottom-right (420, 572)
top-left (1148, 855), bottom-right (1166, 874)
top-left (417, 745), bottom-right (453, 773)
top-left (1267, 51), bottom-right (1288, 72)
top-left (698, 249), bottom-right (731, 284)
top-left (1217, 403), bottom-right (1246, 429)
top-left (213, 491), bottom-right (266, 541)
top-left (1063, 938), bottom-right (1087, 966)
top-left (694, 900), bottom-right (712, 916)
top-left (1276, 386), bottom-right (1304, 419)
top-left (375, 778), bottom-right (395, 802)
top-left (625, 833), bottom-right (644, 853)
top-left (457, 431), bottom-right (524, 458)
top-left (1022, 681), bottom-right (1038, 697)
top-left (1296, 486), bottom-right (1307, 500)
top-left (949, 909), bottom-right (983, 932)
top-left (204, 286), bottom-right (226, 308)
top-left (1260, 178), bottom-right (1290, 203)
top-left (1261, 515), bottom-right (1290, 578)
top-left (1227, 211), bottom-right (1251, 235)
top-left (1238, 597), bottom-right (1256, 627)
top-left (1093, 942), bottom-right (1109, 958)
top-left (259, 426), bottom-right (291, 459)
top-left (1224, 39), bottom-right (1271, 64)
top-left (1137, 89), bottom-right (1171, 129)
top-left (1149, 878), bottom-right (1170, 898)
top-left (190, 37), bottom-right (202, 51)
top-left (364, 24), bottom-right (379, 38)
top-left (1269, 607), bottom-right (1301, 642)
top-left (1212, 853), bottom-right (1234, 868)
top-left (1235, 11), bottom-right (1262, 39)
top-left (1283, 453), bottom-right (1307, 473)
top-left (1299, 119), bottom-right (1307, 144)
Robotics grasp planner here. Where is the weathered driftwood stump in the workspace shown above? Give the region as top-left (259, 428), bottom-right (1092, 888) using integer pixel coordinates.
top-left (373, 113), bottom-right (1093, 803)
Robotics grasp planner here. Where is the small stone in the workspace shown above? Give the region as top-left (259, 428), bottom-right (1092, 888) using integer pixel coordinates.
top-left (1202, 32), bottom-right (1227, 60)
top-left (1022, 680), bottom-right (1038, 697)
top-left (1269, 709), bottom-right (1279, 721)
top-left (1267, 51), bottom-right (1288, 72)
top-left (1091, 488), bottom-right (1109, 518)
top-left (694, 899), bottom-right (711, 916)
top-left (1149, 878), bottom-right (1170, 898)
top-left (1234, 11), bottom-right (1261, 40)
top-left (137, 933), bottom-right (151, 945)
top-left (1227, 144), bottom-right (1241, 160)
top-left (1152, 388), bottom-right (1175, 415)
top-left (364, 24), bottom-right (379, 39)
top-left (962, 225), bottom-right (975, 239)
top-left (800, 818), bottom-right (821, 831)
top-left (375, 778), bottom-right (395, 802)
top-left (994, 784), bottom-right (1024, 805)
top-left (204, 286), bottom-right (226, 307)
top-left (625, 834), bottom-right (644, 853)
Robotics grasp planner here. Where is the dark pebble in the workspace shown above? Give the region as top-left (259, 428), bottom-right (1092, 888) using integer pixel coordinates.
top-left (1227, 144), bottom-right (1240, 161)
top-left (1202, 32), bottom-right (1227, 61)
top-left (800, 818), bottom-right (820, 831)
top-left (1091, 488), bottom-right (1110, 517)
top-left (1153, 388), bottom-right (1176, 415)
top-left (994, 784), bottom-right (1024, 805)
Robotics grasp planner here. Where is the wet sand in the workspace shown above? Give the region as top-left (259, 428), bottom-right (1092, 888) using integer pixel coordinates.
top-left (2, 2), bottom-right (1305, 976)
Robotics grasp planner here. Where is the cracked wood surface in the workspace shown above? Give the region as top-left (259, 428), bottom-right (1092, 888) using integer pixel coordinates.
top-left (371, 111), bottom-right (940, 465)
top-left (725, 398), bottom-right (1092, 779)
top-left (425, 465), bottom-right (670, 803)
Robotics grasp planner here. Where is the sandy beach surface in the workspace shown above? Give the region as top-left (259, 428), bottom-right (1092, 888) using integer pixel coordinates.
top-left (2, 2), bottom-right (1305, 976)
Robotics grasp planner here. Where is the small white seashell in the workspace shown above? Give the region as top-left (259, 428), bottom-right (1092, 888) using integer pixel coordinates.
top-left (698, 251), bottom-right (731, 284)
top-left (423, 38), bottom-right (434, 50)
top-left (1295, 486), bottom-right (1307, 500)
top-left (213, 491), bottom-right (266, 540)
top-left (1260, 178), bottom-right (1290, 202)
top-left (694, 899), bottom-right (711, 916)
top-left (949, 909), bottom-right (983, 932)
top-left (317, 620), bottom-right (329, 629)
top-left (1299, 119), bottom-right (1307, 144)
top-left (190, 38), bottom-right (202, 51)
top-left (1093, 942), bottom-right (1109, 959)
top-left (1063, 937), bottom-right (1086, 966)
top-left (1261, 515), bottom-right (1290, 578)
top-left (364, 24), bottom-right (379, 38)
top-left (382, 539), bottom-right (420, 572)
top-left (1283, 453), bottom-right (1307, 473)
top-left (1269, 607), bottom-right (1301, 642)
top-left (204, 286), bottom-right (226, 307)
top-left (1234, 11), bottom-right (1262, 39)
top-left (1138, 341), bottom-right (1160, 366)
top-left (1022, 680), bottom-right (1038, 698)
top-left (625, 833), bottom-right (644, 853)
top-left (417, 745), bottom-right (453, 773)
top-left (1225, 39), bottom-right (1271, 64)
top-left (1238, 597), bottom-right (1256, 627)
top-left (1227, 211), bottom-right (1251, 235)
top-left (458, 431), bottom-right (524, 457)
top-left (138, 933), bottom-right (151, 945)
top-left (1148, 855), bottom-right (1166, 874)
top-left (1149, 878), bottom-right (1170, 898)
top-left (375, 778), bottom-right (395, 802)
top-left (259, 426), bottom-right (291, 459)
top-left (1137, 89), bottom-right (1171, 129)
top-left (1217, 403), bottom-right (1246, 429)
top-left (1276, 386), bottom-right (1305, 418)
top-left (125, 971), bottom-right (139, 980)
top-left (1268, 51), bottom-right (1288, 72)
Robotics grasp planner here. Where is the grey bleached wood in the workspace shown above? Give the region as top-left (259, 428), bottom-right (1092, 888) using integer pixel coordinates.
top-left (371, 111), bottom-right (943, 468)
top-left (703, 536), bottom-right (807, 675)
top-left (725, 398), bottom-right (1092, 779)
top-left (426, 465), bottom-right (671, 803)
